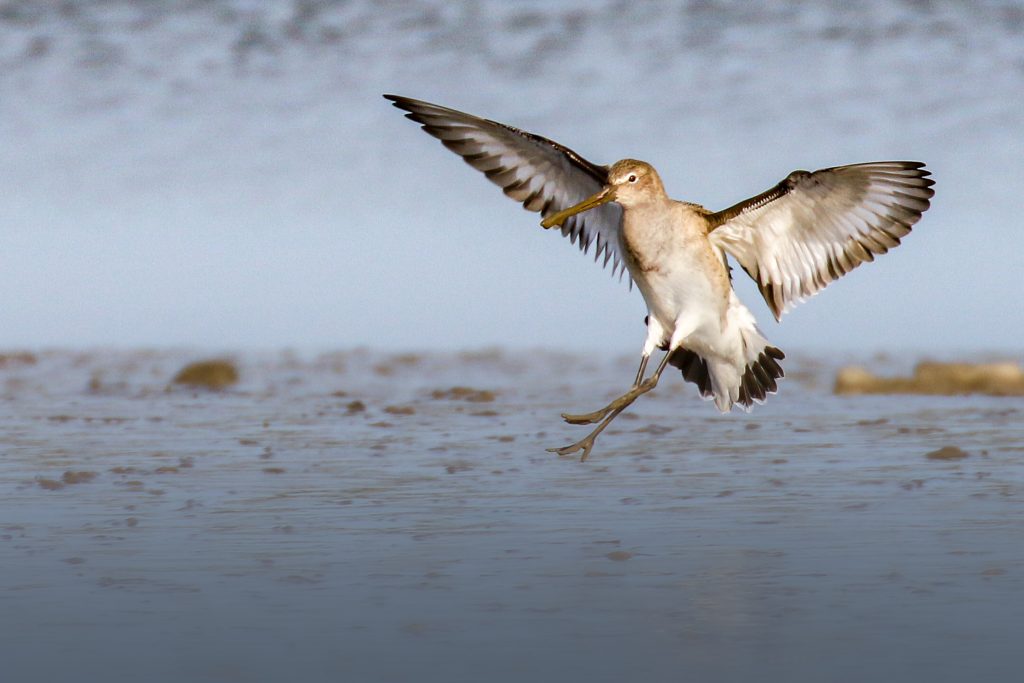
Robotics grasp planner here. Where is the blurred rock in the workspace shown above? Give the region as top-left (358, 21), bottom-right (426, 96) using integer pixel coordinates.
top-left (835, 361), bottom-right (1024, 396)
top-left (62, 470), bottom-right (98, 484)
top-left (172, 359), bottom-right (239, 390)
top-left (925, 446), bottom-right (969, 461)
top-left (0, 352), bottom-right (38, 368)
top-left (430, 386), bottom-right (497, 402)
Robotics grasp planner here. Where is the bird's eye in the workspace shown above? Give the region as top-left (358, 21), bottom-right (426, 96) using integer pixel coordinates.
top-left (628, 174), bottom-right (637, 183)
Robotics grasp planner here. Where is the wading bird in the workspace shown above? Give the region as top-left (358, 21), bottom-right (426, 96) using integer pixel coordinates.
top-left (385, 95), bottom-right (933, 461)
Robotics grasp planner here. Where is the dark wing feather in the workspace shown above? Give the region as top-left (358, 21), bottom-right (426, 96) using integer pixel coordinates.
top-left (706, 162), bottom-right (934, 320)
top-left (385, 95), bottom-right (627, 277)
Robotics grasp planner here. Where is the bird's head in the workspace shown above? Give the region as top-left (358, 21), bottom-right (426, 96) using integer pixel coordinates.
top-left (541, 159), bottom-right (665, 229)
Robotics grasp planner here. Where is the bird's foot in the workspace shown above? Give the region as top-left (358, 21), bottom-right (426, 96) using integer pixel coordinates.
top-left (561, 407), bottom-right (610, 425)
top-left (561, 382), bottom-right (653, 425)
top-left (547, 434), bottom-right (598, 462)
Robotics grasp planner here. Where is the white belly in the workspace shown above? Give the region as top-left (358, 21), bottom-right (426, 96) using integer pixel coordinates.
top-left (622, 232), bottom-right (729, 339)
top-left (616, 198), bottom-right (780, 414)
top-left (620, 200), bottom-right (737, 356)
top-left (632, 254), bottom-right (727, 350)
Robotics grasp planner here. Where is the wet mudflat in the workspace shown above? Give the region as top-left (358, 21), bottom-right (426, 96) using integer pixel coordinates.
top-left (1, 349), bottom-right (1023, 682)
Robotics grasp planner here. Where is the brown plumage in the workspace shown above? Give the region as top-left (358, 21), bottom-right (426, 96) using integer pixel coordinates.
top-left (385, 94), bottom-right (934, 460)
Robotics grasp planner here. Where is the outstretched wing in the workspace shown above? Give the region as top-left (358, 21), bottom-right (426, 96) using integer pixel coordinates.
top-left (706, 162), bottom-right (934, 320)
top-left (385, 95), bottom-right (627, 277)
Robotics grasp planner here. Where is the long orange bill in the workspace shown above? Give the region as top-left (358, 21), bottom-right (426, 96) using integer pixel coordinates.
top-left (540, 186), bottom-right (617, 229)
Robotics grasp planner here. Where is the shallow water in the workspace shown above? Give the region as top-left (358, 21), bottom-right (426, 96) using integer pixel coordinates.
top-left (2, 349), bottom-right (1022, 682)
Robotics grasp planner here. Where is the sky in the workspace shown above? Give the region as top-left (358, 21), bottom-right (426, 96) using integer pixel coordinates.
top-left (1, 0), bottom-right (1022, 354)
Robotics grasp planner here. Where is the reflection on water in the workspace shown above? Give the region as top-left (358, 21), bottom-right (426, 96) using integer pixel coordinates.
top-left (2, 349), bottom-right (1023, 682)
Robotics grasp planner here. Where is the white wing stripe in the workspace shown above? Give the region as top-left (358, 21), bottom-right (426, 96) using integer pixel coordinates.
top-left (708, 161), bottom-right (934, 319)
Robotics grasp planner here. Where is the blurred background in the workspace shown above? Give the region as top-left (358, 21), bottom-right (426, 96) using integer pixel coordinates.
top-left (4, 6), bottom-right (1024, 682)
top-left (2, 0), bottom-right (1021, 354)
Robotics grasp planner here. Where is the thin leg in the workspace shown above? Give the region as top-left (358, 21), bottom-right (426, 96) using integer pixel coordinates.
top-left (633, 354), bottom-right (650, 387)
top-left (549, 352), bottom-right (673, 461)
top-left (562, 354), bottom-right (651, 426)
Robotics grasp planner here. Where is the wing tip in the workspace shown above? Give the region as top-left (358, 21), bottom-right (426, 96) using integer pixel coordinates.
top-left (761, 282), bottom-right (785, 321)
top-left (383, 93), bottom-right (425, 123)
top-left (384, 94), bottom-right (629, 286)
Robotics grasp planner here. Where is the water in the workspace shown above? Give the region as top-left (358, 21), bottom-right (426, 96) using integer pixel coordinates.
top-left (2, 2), bottom-right (1023, 679)
top-left (2, 349), bottom-right (1023, 682)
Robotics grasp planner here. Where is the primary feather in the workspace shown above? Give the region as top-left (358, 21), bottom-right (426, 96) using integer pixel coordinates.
top-left (707, 162), bottom-right (934, 319)
top-left (384, 94), bottom-right (629, 277)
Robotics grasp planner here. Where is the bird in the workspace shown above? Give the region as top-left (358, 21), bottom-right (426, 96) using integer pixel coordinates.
top-left (384, 94), bottom-right (934, 461)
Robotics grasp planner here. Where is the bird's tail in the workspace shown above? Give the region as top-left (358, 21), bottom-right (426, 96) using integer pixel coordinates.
top-left (667, 296), bottom-right (785, 412)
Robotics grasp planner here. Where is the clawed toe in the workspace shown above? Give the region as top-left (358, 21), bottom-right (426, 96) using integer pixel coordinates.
top-left (561, 409), bottom-right (608, 425)
top-left (547, 437), bottom-right (596, 462)
top-left (549, 355), bottom-right (670, 461)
